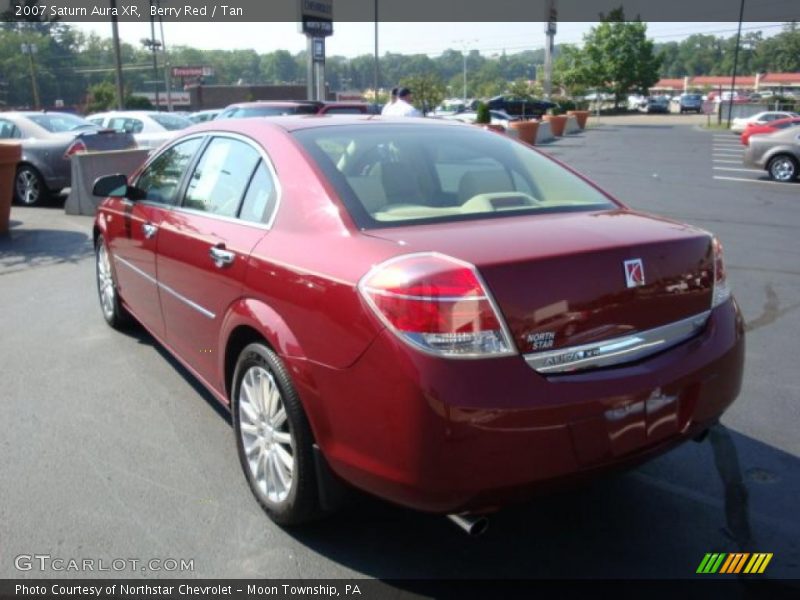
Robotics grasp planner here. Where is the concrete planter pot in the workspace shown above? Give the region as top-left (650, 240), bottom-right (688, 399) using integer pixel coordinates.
top-left (544, 114), bottom-right (568, 137)
top-left (509, 120), bottom-right (539, 144)
top-left (567, 110), bottom-right (590, 129)
top-left (0, 142), bottom-right (22, 235)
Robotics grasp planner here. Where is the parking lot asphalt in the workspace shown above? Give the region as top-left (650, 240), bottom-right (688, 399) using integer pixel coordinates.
top-left (1, 118), bottom-right (798, 584)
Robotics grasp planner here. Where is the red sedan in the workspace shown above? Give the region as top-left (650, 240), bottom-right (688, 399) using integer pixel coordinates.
top-left (93, 117), bottom-right (744, 532)
top-left (741, 116), bottom-right (800, 145)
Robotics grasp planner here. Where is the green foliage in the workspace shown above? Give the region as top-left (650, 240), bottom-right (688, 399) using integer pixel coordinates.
top-left (476, 102), bottom-right (491, 124)
top-left (551, 96), bottom-right (576, 111)
top-left (124, 95), bottom-right (153, 110)
top-left (86, 81), bottom-right (116, 113)
top-left (398, 72), bottom-right (446, 115)
top-left (571, 8), bottom-right (662, 108)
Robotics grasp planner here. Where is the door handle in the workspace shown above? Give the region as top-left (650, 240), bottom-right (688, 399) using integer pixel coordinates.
top-left (209, 244), bottom-right (235, 268)
top-left (142, 222), bottom-right (158, 239)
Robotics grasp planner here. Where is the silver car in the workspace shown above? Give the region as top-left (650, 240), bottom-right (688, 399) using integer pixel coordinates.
top-left (743, 126), bottom-right (800, 182)
top-left (0, 112), bottom-right (136, 205)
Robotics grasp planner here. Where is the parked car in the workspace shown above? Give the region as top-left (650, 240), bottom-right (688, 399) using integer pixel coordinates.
top-left (679, 94), bottom-right (704, 114)
top-left (479, 95), bottom-right (557, 118)
top-left (87, 111), bottom-right (192, 150)
top-left (188, 109), bottom-right (221, 124)
top-left (627, 95), bottom-right (646, 111)
top-left (0, 111), bottom-right (136, 206)
top-left (743, 126), bottom-right (800, 182)
top-left (741, 116), bottom-right (800, 146)
top-left (216, 101), bottom-right (373, 120)
top-left (731, 111), bottom-right (799, 133)
top-left (92, 117), bottom-right (744, 529)
top-left (443, 109), bottom-right (520, 128)
top-left (641, 96), bottom-right (670, 113)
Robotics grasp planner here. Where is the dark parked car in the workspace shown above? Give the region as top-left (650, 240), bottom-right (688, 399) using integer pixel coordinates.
top-left (480, 95), bottom-right (558, 118)
top-left (217, 101), bottom-right (374, 120)
top-left (679, 94), bottom-right (703, 114)
top-left (92, 116), bottom-right (743, 532)
top-left (0, 111), bottom-right (136, 206)
top-left (642, 97), bottom-right (670, 114)
top-left (743, 126), bottom-right (800, 182)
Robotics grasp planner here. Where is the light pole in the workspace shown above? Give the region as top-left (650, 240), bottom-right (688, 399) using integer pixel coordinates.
top-left (454, 39), bottom-right (477, 105)
top-left (142, 0), bottom-right (161, 109)
top-left (727, 0), bottom-right (746, 129)
top-left (109, 0), bottom-right (125, 109)
top-left (20, 42), bottom-right (40, 109)
top-left (373, 0), bottom-right (379, 99)
top-left (156, 0), bottom-right (173, 111)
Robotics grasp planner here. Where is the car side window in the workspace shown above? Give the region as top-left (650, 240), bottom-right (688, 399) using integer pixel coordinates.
top-left (0, 120), bottom-right (20, 139)
top-left (109, 117), bottom-right (143, 134)
top-left (183, 137), bottom-right (260, 218)
top-left (323, 107), bottom-right (365, 115)
top-left (136, 138), bottom-right (203, 206)
top-left (239, 161), bottom-right (277, 224)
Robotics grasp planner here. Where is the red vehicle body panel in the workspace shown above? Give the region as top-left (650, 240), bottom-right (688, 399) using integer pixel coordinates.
top-left (741, 116), bottom-right (800, 145)
top-left (94, 116), bottom-right (744, 514)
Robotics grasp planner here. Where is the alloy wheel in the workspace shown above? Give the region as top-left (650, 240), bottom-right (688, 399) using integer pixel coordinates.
top-left (16, 168), bottom-right (41, 205)
top-left (769, 157), bottom-right (796, 182)
top-left (96, 243), bottom-right (115, 321)
top-left (238, 365), bottom-right (295, 504)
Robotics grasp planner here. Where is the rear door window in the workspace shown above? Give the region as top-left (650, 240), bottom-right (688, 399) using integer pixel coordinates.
top-left (238, 161), bottom-right (278, 224)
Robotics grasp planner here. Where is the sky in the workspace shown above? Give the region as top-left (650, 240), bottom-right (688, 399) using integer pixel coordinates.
top-left (73, 21), bottom-right (787, 58)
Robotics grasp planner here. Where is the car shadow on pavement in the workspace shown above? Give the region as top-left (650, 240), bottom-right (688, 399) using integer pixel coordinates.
top-left (0, 228), bottom-right (92, 274)
top-left (286, 425), bottom-right (799, 582)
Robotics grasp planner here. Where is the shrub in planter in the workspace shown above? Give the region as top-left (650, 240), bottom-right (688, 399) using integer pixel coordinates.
top-left (476, 102), bottom-right (491, 124)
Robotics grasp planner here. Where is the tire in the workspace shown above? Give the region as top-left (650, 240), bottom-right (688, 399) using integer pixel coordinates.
top-left (95, 235), bottom-right (131, 329)
top-left (767, 154), bottom-right (798, 182)
top-left (14, 164), bottom-right (48, 206)
top-left (232, 343), bottom-right (322, 526)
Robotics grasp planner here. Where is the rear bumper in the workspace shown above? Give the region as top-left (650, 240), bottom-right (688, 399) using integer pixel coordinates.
top-left (301, 298), bottom-right (745, 513)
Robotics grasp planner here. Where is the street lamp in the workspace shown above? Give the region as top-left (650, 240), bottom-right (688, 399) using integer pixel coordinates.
top-left (727, 0), bottom-right (746, 129)
top-left (454, 39), bottom-right (478, 105)
top-left (20, 42), bottom-right (40, 109)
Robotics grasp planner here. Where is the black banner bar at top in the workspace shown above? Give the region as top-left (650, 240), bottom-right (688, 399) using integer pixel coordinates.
top-left (0, 0), bottom-right (798, 23)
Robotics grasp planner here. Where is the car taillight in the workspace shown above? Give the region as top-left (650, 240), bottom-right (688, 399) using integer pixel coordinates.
top-left (711, 237), bottom-right (731, 308)
top-left (358, 253), bottom-right (516, 358)
top-left (64, 139), bottom-right (87, 159)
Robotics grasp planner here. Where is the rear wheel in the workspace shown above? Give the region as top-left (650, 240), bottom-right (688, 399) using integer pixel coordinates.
top-left (767, 155), bottom-right (798, 182)
top-left (14, 164), bottom-right (47, 206)
top-left (232, 343), bottom-right (322, 526)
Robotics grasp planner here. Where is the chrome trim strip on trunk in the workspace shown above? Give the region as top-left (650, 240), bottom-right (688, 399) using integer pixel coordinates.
top-left (114, 255), bottom-right (216, 320)
top-left (524, 311), bottom-right (711, 374)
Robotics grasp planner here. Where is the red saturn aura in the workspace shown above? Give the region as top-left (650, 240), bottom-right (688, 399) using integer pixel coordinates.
top-left (741, 116), bottom-right (800, 145)
top-left (93, 116), bottom-right (744, 533)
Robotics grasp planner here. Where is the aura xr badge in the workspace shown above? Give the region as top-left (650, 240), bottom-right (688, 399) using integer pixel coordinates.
top-left (624, 259), bottom-right (645, 288)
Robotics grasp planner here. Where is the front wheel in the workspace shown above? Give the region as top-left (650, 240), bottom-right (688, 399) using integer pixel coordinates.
top-left (232, 343), bottom-right (322, 526)
top-left (767, 155), bottom-right (798, 182)
top-left (95, 235), bottom-right (130, 329)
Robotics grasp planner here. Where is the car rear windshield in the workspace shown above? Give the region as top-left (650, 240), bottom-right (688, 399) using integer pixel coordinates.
top-left (226, 105), bottom-right (319, 118)
top-left (293, 124), bottom-right (615, 228)
top-left (27, 113), bottom-right (96, 133)
top-left (150, 113), bottom-right (192, 131)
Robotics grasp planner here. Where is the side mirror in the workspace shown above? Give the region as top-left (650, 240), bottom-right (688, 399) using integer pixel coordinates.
top-left (92, 173), bottom-right (145, 200)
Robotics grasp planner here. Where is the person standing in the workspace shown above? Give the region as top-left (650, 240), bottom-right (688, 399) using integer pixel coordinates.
top-left (383, 88), bottom-right (422, 117)
top-left (381, 88), bottom-right (399, 115)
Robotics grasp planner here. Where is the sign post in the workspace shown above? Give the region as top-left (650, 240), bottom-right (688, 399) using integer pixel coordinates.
top-left (299, 0), bottom-right (333, 101)
top-left (543, 0), bottom-right (557, 100)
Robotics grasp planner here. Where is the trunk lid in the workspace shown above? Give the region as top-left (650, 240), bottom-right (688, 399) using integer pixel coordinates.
top-left (364, 209), bottom-right (714, 356)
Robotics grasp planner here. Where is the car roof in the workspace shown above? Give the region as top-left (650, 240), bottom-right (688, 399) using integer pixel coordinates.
top-left (182, 114), bottom-right (470, 135)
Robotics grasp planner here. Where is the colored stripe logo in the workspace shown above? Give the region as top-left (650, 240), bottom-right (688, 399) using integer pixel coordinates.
top-left (696, 553), bottom-right (773, 574)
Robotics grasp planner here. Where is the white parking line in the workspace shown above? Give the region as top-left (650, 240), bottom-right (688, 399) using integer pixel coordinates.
top-left (713, 175), bottom-right (796, 186)
top-left (712, 159), bottom-right (742, 163)
top-left (713, 144), bottom-right (743, 149)
top-left (713, 167), bottom-right (763, 173)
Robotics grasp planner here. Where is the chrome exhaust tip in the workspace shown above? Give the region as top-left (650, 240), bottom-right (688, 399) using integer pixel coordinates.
top-left (447, 513), bottom-right (489, 536)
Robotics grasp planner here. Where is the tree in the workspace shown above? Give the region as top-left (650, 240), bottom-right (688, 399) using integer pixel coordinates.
top-left (86, 81), bottom-right (115, 113)
top-left (399, 73), bottom-right (445, 115)
top-left (572, 7), bottom-right (662, 108)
